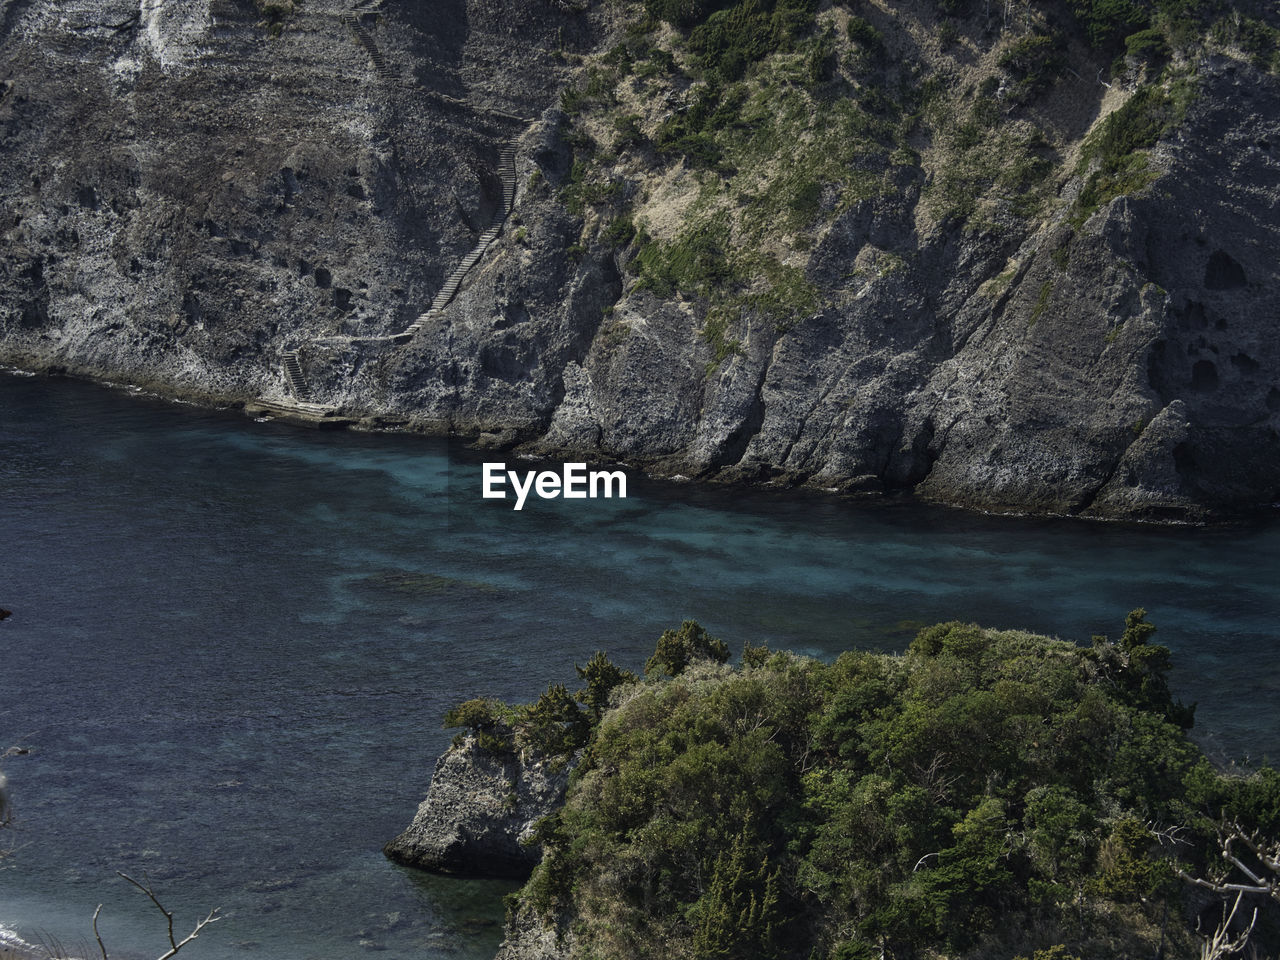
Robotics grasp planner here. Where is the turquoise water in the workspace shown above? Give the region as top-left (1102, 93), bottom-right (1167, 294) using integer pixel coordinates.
top-left (1, 370), bottom-right (1278, 958)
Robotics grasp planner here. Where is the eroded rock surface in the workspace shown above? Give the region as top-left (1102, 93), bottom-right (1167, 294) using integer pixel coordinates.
top-left (1, 1), bottom-right (1278, 520)
top-left (383, 733), bottom-right (571, 878)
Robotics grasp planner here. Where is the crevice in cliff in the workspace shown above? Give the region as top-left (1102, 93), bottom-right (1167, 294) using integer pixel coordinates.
top-left (0, 0), bottom-right (33, 45)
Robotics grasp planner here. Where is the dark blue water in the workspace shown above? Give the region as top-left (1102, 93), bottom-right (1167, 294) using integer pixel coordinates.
top-left (1, 370), bottom-right (1278, 959)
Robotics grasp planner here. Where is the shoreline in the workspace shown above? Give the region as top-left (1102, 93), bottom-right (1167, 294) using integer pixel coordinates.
top-left (0, 358), bottom-right (1264, 529)
top-left (0, 924), bottom-right (55, 960)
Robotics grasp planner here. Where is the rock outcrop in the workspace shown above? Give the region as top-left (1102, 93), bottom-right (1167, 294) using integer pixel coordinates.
top-left (383, 733), bottom-right (571, 878)
top-left (493, 901), bottom-right (574, 960)
top-left (1, 0), bottom-right (1277, 521)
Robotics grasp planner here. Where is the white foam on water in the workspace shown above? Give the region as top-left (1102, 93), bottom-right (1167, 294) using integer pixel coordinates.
top-left (0, 920), bottom-right (38, 953)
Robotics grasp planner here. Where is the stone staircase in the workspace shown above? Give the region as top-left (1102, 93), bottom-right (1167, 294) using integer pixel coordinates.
top-left (340, 11), bottom-right (398, 80)
top-left (282, 350), bottom-right (312, 401)
top-left (401, 144), bottom-right (517, 337)
top-left (257, 8), bottom-right (523, 414)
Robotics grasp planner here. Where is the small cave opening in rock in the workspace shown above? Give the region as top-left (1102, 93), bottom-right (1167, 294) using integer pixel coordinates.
top-left (1172, 441), bottom-right (1196, 476)
top-left (1191, 359), bottom-right (1219, 392)
top-left (1204, 250), bottom-right (1247, 290)
top-left (1176, 300), bottom-right (1207, 330)
top-left (479, 344), bottom-right (527, 382)
top-left (314, 267), bottom-right (332, 289)
top-left (1231, 353), bottom-right (1260, 374)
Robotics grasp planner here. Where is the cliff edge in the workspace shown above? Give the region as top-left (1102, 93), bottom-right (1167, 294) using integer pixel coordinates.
top-left (2, 0), bottom-right (1278, 520)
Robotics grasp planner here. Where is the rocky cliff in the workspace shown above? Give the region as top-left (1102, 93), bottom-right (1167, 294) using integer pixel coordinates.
top-left (384, 733), bottom-right (571, 878)
top-left (1, 0), bottom-right (1278, 520)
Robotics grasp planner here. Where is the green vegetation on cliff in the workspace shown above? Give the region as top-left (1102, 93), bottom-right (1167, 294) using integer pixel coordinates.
top-left (550, 0), bottom-right (1276, 354)
top-left (449, 614), bottom-right (1280, 959)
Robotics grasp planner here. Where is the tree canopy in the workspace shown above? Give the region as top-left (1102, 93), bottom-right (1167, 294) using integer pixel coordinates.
top-left (464, 614), bottom-right (1280, 959)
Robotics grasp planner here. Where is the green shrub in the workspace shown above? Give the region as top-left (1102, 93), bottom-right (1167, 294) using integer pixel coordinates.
top-left (689, 1), bottom-right (777, 81)
top-left (645, 619), bottom-right (730, 676)
top-left (506, 612), bottom-right (1268, 959)
top-left (845, 15), bottom-right (884, 52)
top-left (998, 34), bottom-right (1066, 104)
top-left (676, 0), bottom-right (819, 82)
top-left (1073, 82), bottom-right (1191, 221)
top-left (255, 0), bottom-right (299, 34)
top-left (1070, 0), bottom-right (1151, 49)
top-left (1029, 279), bottom-right (1052, 326)
top-left (516, 684), bottom-right (591, 757)
top-left (603, 214), bottom-right (637, 248)
top-left (1218, 16), bottom-right (1280, 72)
top-left (612, 114), bottom-right (647, 153)
top-left (1124, 27), bottom-right (1169, 62)
top-left (645, 0), bottom-right (735, 29)
top-left (575, 651), bottom-right (638, 720)
top-left (700, 307), bottom-right (743, 369)
top-left (633, 218), bottom-right (732, 298)
top-left (443, 697), bottom-right (515, 754)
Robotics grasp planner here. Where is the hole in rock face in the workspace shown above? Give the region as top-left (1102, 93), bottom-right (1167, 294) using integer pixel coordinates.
top-left (1204, 250), bottom-right (1247, 290)
top-left (314, 267), bottom-right (331, 288)
top-left (1231, 353), bottom-right (1260, 374)
top-left (1177, 301), bottom-right (1207, 330)
top-left (479, 345), bottom-right (525, 382)
top-left (1258, 140), bottom-right (1271, 152)
top-left (334, 288), bottom-right (352, 311)
top-left (1172, 441), bottom-right (1196, 475)
top-left (1191, 359), bottom-right (1219, 392)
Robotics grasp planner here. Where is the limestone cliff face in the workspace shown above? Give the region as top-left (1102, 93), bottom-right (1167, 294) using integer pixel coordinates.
top-left (0, 0), bottom-right (609, 400)
top-left (383, 733), bottom-right (571, 878)
top-left (1, 0), bottom-right (1278, 521)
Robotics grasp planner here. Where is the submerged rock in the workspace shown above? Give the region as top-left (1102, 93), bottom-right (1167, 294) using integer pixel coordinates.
top-left (383, 734), bottom-right (571, 879)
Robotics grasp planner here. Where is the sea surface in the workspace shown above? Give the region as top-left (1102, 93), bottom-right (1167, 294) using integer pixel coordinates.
top-left (1, 370), bottom-right (1278, 959)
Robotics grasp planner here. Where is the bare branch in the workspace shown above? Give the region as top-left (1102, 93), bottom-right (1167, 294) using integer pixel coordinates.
top-left (115, 872), bottom-right (222, 960)
top-left (1221, 847), bottom-right (1267, 888)
top-left (1234, 830), bottom-right (1280, 874)
top-left (1178, 868), bottom-right (1272, 897)
top-left (1149, 822), bottom-right (1191, 848)
top-left (1198, 891), bottom-right (1258, 960)
top-left (92, 904), bottom-right (109, 960)
top-left (912, 852), bottom-right (939, 873)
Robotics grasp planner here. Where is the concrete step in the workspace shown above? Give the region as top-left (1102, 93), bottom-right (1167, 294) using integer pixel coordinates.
top-left (282, 351), bottom-right (313, 402)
